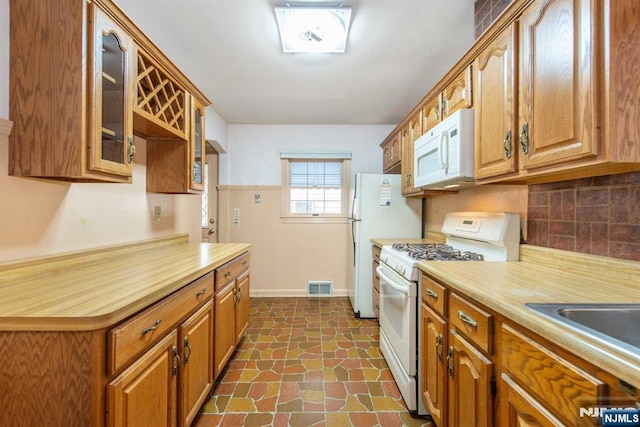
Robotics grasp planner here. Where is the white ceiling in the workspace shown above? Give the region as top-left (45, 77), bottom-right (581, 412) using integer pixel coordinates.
top-left (113, 0), bottom-right (476, 125)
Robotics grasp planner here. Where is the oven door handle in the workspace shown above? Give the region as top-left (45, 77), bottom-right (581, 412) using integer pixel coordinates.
top-left (376, 266), bottom-right (411, 296)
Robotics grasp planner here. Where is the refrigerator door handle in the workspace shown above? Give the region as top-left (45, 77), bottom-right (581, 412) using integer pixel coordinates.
top-left (351, 218), bottom-right (356, 266)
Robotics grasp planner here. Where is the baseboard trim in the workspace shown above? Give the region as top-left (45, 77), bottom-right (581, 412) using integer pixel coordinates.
top-left (250, 289), bottom-right (348, 298)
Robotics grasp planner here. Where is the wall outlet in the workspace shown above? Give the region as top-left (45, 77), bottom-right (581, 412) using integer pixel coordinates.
top-left (233, 218), bottom-right (240, 227)
top-left (233, 208), bottom-right (240, 217)
top-left (154, 206), bottom-right (161, 220)
top-left (254, 194), bottom-right (261, 203)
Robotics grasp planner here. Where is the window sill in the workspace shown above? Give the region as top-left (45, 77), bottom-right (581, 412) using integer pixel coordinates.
top-left (280, 216), bottom-right (349, 224)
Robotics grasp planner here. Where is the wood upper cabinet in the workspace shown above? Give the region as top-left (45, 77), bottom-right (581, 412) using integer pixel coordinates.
top-left (190, 97), bottom-right (206, 192)
top-left (91, 8), bottom-right (136, 178)
top-left (401, 112), bottom-right (424, 195)
top-left (474, 23), bottom-right (518, 180)
top-left (422, 66), bottom-right (473, 134)
top-left (134, 49), bottom-right (187, 140)
top-left (474, 0), bottom-right (640, 184)
top-left (382, 132), bottom-right (402, 173)
top-left (9, 0), bottom-right (135, 182)
top-left (146, 95), bottom-right (208, 194)
top-left (518, 0), bottom-right (598, 171)
top-left (442, 66), bottom-right (473, 119)
top-left (422, 94), bottom-right (443, 133)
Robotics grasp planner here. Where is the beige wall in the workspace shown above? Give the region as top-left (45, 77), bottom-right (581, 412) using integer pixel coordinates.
top-left (0, 118), bottom-right (202, 263)
top-left (218, 186), bottom-right (349, 297)
top-left (424, 184), bottom-right (529, 237)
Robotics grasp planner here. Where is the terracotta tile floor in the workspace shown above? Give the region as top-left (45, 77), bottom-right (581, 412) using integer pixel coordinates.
top-left (194, 297), bottom-right (431, 427)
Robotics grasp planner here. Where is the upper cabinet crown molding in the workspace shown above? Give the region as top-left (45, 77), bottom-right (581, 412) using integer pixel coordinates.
top-left (91, 0), bottom-right (210, 106)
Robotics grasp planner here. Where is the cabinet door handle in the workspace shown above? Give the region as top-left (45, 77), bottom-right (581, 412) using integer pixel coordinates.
top-left (425, 289), bottom-right (438, 300)
top-left (446, 346), bottom-right (454, 378)
top-left (457, 310), bottom-right (478, 329)
top-left (195, 288), bottom-right (207, 298)
top-left (436, 334), bottom-right (443, 363)
top-left (224, 271), bottom-right (231, 279)
top-left (183, 336), bottom-right (191, 365)
top-left (503, 129), bottom-right (512, 159)
top-left (172, 346), bottom-right (180, 376)
top-left (127, 136), bottom-right (135, 164)
top-left (141, 319), bottom-right (161, 335)
top-left (520, 123), bottom-right (529, 155)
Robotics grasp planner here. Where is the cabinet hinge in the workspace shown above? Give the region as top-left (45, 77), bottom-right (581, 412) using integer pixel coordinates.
top-left (490, 376), bottom-right (497, 396)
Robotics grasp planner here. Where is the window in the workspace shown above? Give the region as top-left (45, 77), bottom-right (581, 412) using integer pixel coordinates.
top-left (281, 152), bottom-right (350, 222)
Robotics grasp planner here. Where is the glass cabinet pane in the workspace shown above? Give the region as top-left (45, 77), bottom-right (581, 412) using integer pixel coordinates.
top-left (193, 108), bottom-right (203, 186)
top-left (101, 32), bottom-right (126, 165)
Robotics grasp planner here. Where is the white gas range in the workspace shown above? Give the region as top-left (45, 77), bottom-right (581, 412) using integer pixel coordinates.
top-left (376, 212), bottom-right (521, 416)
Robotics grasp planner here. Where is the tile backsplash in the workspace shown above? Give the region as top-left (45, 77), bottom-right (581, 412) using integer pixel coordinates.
top-left (527, 171), bottom-right (640, 261)
top-left (474, 0), bottom-right (513, 38)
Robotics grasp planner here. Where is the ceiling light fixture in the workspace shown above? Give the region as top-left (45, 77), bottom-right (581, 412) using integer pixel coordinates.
top-left (274, 5), bottom-right (352, 53)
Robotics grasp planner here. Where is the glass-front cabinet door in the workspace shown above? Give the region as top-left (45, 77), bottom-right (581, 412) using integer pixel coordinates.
top-left (89, 7), bottom-right (135, 177)
top-left (190, 97), bottom-right (206, 191)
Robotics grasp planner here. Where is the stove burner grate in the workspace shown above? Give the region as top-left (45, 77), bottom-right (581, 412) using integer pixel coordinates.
top-left (391, 243), bottom-right (484, 261)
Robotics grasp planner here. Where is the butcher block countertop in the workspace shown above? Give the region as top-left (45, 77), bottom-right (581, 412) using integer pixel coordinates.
top-left (418, 244), bottom-right (640, 389)
top-left (0, 235), bottom-right (251, 331)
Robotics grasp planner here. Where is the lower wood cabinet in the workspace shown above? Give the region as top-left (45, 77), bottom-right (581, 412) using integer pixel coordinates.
top-left (420, 271), bottom-right (639, 427)
top-left (214, 254), bottom-right (251, 379)
top-left (107, 283), bottom-right (215, 427)
top-left (500, 373), bottom-right (563, 426)
top-left (107, 331), bottom-right (179, 427)
top-left (448, 329), bottom-right (494, 427)
top-left (420, 275), bottom-right (495, 427)
top-left (179, 300), bottom-right (214, 427)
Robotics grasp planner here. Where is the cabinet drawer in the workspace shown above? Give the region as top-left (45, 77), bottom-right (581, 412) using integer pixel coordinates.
top-left (107, 272), bottom-right (214, 374)
top-left (449, 292), bottom-right (493, 354)
top-left (373, 287), bottom-right (380, 318)
top-left (372, 245), bottom-right (381, 263)
top-left (421, 274), bottom-right (447, 317)
top-left (215, 253), bottom-right (250, 291)
top-left (372, 260), bottom-right (380, 291)
top-left (501, 323), bottom-right (606, 425)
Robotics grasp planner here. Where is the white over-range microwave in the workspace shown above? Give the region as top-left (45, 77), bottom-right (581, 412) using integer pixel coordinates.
top-left (413, 108), bottom-right (474, 189)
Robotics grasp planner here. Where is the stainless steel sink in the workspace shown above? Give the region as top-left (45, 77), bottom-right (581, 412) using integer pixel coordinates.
top-left (525, 303), bottom-right (640, 356)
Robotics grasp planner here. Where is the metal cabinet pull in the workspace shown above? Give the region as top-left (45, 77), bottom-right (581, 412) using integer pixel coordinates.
top-left (503, 129), bottom-right (512, 159)
top-left (142, 319), bottom-right (161, 335)
top-left (172, 346), bottom-right (180, 376)
top-left (183, 337), bottom-right (191, 365)
top-left (195, 288), bottom-right (207, 298)
top-left (425, 289), bottom-right (438, 300)
top-left (457, 310), bottom-right (478, 329)
top-left (436, 334), bottom-right (443, 363)
top-left (446, 346), bottom-right (454, 378)
top-left (520, 123), bottom-right (529, 154)
top-left (224, 271), bottom-right (231, 279)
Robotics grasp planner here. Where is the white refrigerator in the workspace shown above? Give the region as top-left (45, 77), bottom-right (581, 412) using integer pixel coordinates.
top-left (347, 173), bottom-right (422, 318)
